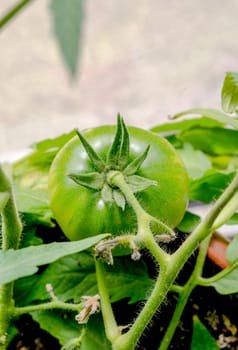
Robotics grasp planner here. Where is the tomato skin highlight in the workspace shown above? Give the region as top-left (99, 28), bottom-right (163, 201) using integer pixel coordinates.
top-left (48, 125), bottom-right (189, 241)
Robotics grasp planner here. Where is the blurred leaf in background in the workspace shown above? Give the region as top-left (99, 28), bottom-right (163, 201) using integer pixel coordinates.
top-left (221, 72), bottom-right (238, 113)
top-left (0, 0), bottom-right (85, 79)
top-left (49, 0), bottom-right (85, 79)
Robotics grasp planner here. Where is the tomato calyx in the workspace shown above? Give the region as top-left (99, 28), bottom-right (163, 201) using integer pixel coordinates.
top-left (68, 115), bottom-right (158, 209)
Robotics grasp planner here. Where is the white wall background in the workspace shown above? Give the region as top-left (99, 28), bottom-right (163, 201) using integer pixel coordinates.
top-left (0, 0), bottom-right (237, 153)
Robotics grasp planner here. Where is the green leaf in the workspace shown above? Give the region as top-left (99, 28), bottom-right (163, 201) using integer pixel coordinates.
top-left (172, 108), bottom-right (238, 129)
top-left (20, 226), bottom-right (43, 248)
top-left (78, 314), bottom-right (111, 350)
top-left (221, 72), bottom-right (238, 113)
top-left (189, 170), bottom-right (235, 203)
top-left (15, 186), bottom-right (53, 225)
top-left (213, 192), bottom-right (238, 229)
top-left (31, 311), bottom-right (111, 349)
top-left (191, 316), bottom-right (219, 350)
top-left (209, 236), bottom-right (238, 294)
top-left (227, 212), bottom-right (238, 225)
top-left (0, 234), bottom-right (108, 284)
top-left (13, 132), bottom-right (75, 193)
top-left (14, 253), bottom-right (96, 305)
top-left (227, 235), bottom-right (238, 263)
top-left (32, 130), bottom-right (75, 152)
top-left (69, 172), bottom-right (105, 190)
top-left (177, 143), bottom-right (211, 179)
top-left (50, 0), bottom-right (84, 78)
top-left (6, 324), bottom-right (19, 347)
top-left (105, 257), bottom-right (154, 304)
top-left (177, 211), bottom-right (201, 233)
top-left (211, 269), bottom-right (238, 295)
top-left (31, 309), bottom-right (84, 347)
top-left (179, 127), bottom-right (238, 156)
top-left (151, 116), bottom-right (223, 134)
top-left (14, 254), bottom-right (153, 306)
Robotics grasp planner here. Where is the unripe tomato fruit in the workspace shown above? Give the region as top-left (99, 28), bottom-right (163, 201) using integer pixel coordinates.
top-left (48, 125), bottom-right (189, 241)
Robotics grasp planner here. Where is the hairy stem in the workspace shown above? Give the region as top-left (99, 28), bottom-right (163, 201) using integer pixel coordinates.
top-left (112, 171), bottom-right (238, 350)
top-left (159, 235), bottom-right (211, 350)
top-left (13, 300), bottom-right (83, 316)
top-left (113, 266), bottom-right (171, 350)
top-left (95, 259), bottom-right (121, 342)
top-left (0, 167), bottom-right (22, 251)
top-left (172, 171), bottom-right (238, 269)
top-left (0, 166), bottom-right (23, 349)
top-left (198, 261), bottom-right (238, 286)
top-left (107, 170), bottom-right (171, 264)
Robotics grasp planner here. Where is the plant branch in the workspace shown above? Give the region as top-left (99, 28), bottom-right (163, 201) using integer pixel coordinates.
top-left (113, 267), bottom-right (172, 350)
top-left (159, 235), bottom-right (212, 350)
top-left (0, 166), bottom-right (23, 349)
top-left (0, 0), bottom-right (35, 30)
top-left (0, 166), bottom-right (22, 251)
top-left (172, 171), bottom-right (238, 268)
top-left (13, 300), bottom-right (83, 316)
top-left (157, 174), bottom-right (238, 349)
top-left (107, 170), bottom-right (171, 265)
top-left (95, 259), bottom-right (121, 342)
top-left (198, 261), bottom-right (238, 286)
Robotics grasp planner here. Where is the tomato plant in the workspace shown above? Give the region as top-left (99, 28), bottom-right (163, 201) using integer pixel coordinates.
top-left (48, 116), bottom-right (189, 240)
top-left (2, 73), bottom-right (238, 350)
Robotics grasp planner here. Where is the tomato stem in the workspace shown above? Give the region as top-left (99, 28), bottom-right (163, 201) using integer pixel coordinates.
top-left (95, 259), bottom-right (121, 342)
top-left (0, 166), bottom-right (23, 349)
top-left (158, 235), bottom-right (212, 350)
top-left (112, 171), bottom-right (238, 350)
top-left (13, 300), bottom-right (84, 316)
top-left (107, 170), bottom-right (172, 263)
top-left (107, 170), bottom-right (175, 236)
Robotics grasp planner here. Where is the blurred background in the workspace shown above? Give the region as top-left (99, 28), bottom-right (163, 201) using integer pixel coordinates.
top-left (0, 0), bottom-right (238, 155)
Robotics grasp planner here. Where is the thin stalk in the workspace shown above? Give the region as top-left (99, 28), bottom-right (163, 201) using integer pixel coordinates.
top-left (172, 171), bottom-right (238, 269)
top-left (159, 284), bottom-right (193, 350)
top-left (13, 300), bottom-right (83, 316)
top-left (198, 261), bottom-right (238, 287)
top-left (0, 0), bottom-right (35, 30)
top-left (113, 266), bottom-right (172, 350)
top-left (0, 167), bottom-right (22, 251)
top-left (0, 166), bottom-right (23, 349)
top-left (95, 259), bottom-right (121, 342)
top-left (159, 235), bottom-right (211, 350)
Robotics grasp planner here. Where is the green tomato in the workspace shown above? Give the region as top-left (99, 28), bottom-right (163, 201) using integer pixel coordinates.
top-left (48, 125), bottom-right (189, 240)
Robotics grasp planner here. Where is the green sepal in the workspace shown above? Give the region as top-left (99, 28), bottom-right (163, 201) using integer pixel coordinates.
top-left (75, 129), bottom-right (105, 172)
top-left (126, 175), bottom-right (158, 193)
top-left (113, 189), bottom-right (126, 210)
top-left (101, 183), bottom-right (113, 203)
top-left (68, 172), bottom-right (105, 190)
top-left (106, 114), bottom-right (130, 170)
top-left (118, 117), bottom-right (130, 170)
top-left (123, 145), bottom-right (150, 176)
